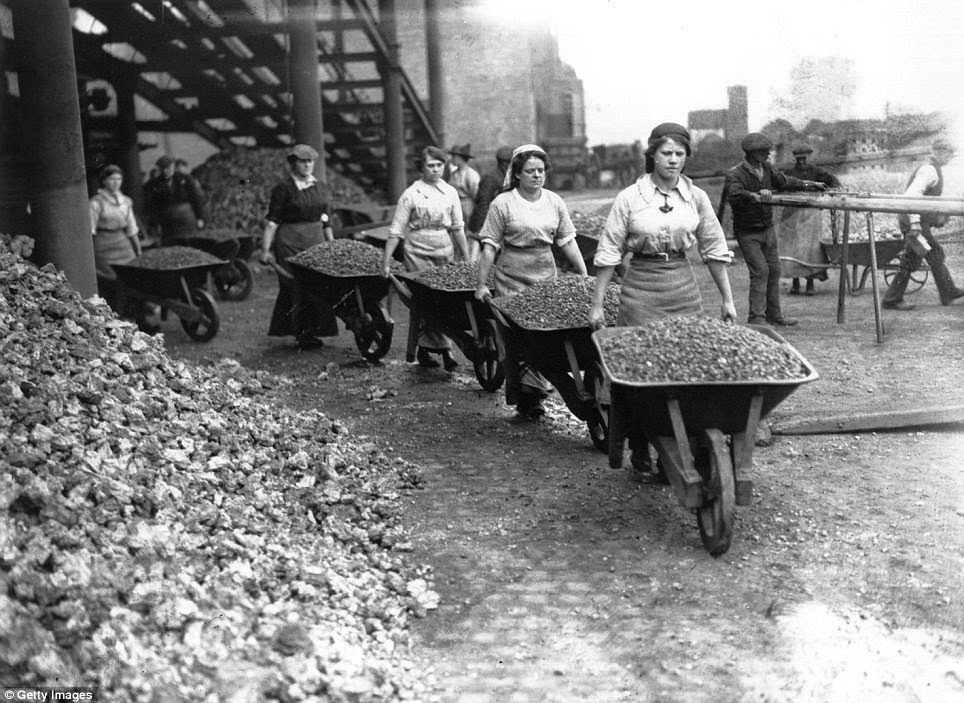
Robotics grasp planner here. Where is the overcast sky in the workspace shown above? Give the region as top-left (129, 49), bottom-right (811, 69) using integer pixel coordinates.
top-left (481, 0), bottom-right (964, 145)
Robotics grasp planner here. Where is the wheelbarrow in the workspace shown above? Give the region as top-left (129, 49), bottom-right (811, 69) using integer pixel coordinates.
top-left (488, 295), bottom-right (609, 452)
top-left (389, 273), bottom-right (504, 391)
top-left (821, 238), bottom-right (926, 295)
top-left (111, 258), bottom-right (224, 342)
top-left (287, 261), bottom-right (394, 362)
top-left (170, 230), bottom-right (258, 301)
top-left (592, 325), bottom-right (818, 556)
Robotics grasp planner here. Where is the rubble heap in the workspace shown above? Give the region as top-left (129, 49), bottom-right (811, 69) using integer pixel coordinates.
top-left (0, 241), bottom-right (436, 701)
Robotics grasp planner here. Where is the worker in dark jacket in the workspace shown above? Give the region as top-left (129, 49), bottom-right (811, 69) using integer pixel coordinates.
top-left (781, 142), bottom-right (841, 295)
top-left (466, 145), bottom-right (513, 261)
top-left (883, 137), bottom-right (963, 309)
top-left (725, 133), bottom-right (827, 326)
top-left (144, 155), bottom-right (207, 243)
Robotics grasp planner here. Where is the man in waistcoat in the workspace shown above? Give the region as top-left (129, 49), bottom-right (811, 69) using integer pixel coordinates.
top-left (724, 133), bottom-right (827, 326)
top-left (882, 137), bottom-right (963, 310)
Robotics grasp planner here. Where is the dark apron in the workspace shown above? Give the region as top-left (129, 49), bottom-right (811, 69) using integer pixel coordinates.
top-left (268, 221), bottom-right (338, 338)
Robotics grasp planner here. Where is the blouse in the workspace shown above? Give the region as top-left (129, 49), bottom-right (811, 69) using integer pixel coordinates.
top-left (593, 174), bottom-right (732, 267)
top-left (388, 179), bottom-right (463, 239)
top-left (266, 176), bottom-right (329, 225)
top-left (477, 189), bottom-right (576, 250)
top-left (89, 189), bottom-right (138, 237)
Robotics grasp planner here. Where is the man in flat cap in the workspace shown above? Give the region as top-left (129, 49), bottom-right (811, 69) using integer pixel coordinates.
top-left (445, 143), bottom-right (481, 228)
top-left (724, 133), bottom-right (827, 326)
top-left (465, 145), bottom-right (513, 261)
top-left (780, 141), bottom-right (841, 296)
top-left (144, 154), bottom-right (207, 244)
top-left (883, 136), bottom-right (963, 309)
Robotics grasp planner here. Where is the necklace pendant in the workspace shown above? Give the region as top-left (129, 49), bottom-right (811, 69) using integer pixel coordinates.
top-left (659, 204), bottom-right (673, 213)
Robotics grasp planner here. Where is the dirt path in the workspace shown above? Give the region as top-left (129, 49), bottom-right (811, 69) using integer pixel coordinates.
top-left (165, 239), bottom-right (964, 702)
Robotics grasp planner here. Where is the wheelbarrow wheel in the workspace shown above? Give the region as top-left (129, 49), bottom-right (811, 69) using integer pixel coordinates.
top-left (696, 429), bottom-right (735, 556)
top-left (584, 362), bottom-right (609, 454)
top-left (180, 288), bottom-right (220, 342)
top-left (883, 257), bottom-right (928, 293)
top-left (473, 320), bottom-right (505, 392)
top-left (215, 258), bottom-right (255, 301)
top-left (354, 304), bottom-right (393, 362)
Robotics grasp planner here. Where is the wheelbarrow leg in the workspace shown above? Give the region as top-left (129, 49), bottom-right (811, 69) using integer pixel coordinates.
top-left (405, 309), bottom-right (420, 363)
top-left (647, 398), bottom-right (704, 508)
top-left (730, 391), bottom-right (762, 506)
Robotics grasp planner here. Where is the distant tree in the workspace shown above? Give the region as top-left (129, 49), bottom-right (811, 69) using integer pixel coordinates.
top-left (770, 56), bottom-right (857, 128)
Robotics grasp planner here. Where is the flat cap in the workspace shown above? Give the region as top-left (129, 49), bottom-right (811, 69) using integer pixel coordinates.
top-left (287, 143), bottom-right (319, 160)
top-left (449, 143), bottom-right (473, 159)
top-left (741, 133), bottom-right (773, 152)
top-left (155, 155), bottom-right (173, 168)
top-left (933, 136), bottom-right (955, 153)
top-left (495, 146), bottom-right (514, 163)
top-left (791, 141), bottom-right (814, 155)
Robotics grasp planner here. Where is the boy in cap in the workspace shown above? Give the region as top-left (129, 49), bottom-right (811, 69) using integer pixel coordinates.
top-left (446, 144), bottom-right (481, 226)
top-left (144, 154), bottom-right (206, 243)
top-left (883, 137), bottom-right (963, 309)
top-left (466, 145), bottom-right (513, 261)
top-left (724, 133), bottom-right (827, 326)
top-left (781, 141), bottom-right (841, 295)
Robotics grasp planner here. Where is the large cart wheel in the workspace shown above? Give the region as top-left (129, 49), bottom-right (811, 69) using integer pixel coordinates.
top-left (180, 288), bottom-right (220, 342)
top-left (473, 321), bottom-right (505, 392)
top-left (215, 258), bottom-right (255, 301)
top-left (695, 429), bottom-right (735, 556)
top-left (584, 362), bottom-right (609, 454)
top-left (354, 304), bottom-right (393, 362)
top-left (883, 257), bottom-right (928, 293)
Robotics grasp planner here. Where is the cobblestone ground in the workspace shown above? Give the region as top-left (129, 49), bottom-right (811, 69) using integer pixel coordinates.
top-left (165, 238), bottom-right (964, 702)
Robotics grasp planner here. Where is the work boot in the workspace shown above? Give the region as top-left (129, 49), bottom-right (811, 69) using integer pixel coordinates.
top-left (441, 351), bottom-right (459, 372)
top-left (932, 262), bottom-right (964, 305)
top-left (769, 317), bottom-right (798, 327)
top-left (789, 278), bottom-right (802, 295)
top-left (416, 348), bottom-right (439, 368)
top-left (805, 279), bottom-right (815, 296)
top-left (882, 269), bottom-right (915, 310)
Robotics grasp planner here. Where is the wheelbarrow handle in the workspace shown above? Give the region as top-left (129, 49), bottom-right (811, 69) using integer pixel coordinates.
top-left (485, 296), bottom-right (509, 327)
top-left (387, 274), bottom-right (412, 304)
top-left (269, 260), bottom-right (294, 280)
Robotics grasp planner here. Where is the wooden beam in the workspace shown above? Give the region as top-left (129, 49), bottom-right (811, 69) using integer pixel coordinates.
top-left (771, 405), bottom-right (964, 435)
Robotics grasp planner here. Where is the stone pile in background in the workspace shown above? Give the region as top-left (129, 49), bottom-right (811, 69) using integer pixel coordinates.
top-left (0, 240), bottom-right (436, 701)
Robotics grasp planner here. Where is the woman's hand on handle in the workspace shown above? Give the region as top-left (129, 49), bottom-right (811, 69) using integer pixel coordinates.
top-left (720, 301), bottom-right (737, 323)
top-left (588, 304), bottom-right (606, 330)
top-left (475, 284), bottom-right (492, 303)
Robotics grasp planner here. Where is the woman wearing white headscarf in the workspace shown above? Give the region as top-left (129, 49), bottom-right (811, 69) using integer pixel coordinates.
top-left (474, 144), bottom-right (588, 420)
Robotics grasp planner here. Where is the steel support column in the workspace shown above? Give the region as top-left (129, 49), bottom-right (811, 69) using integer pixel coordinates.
top-left (288, 0), bottom-right (326, 181)
top-left (379, 0), bottom-right (406, 201)
top-left (115, 69), bottom-right (144, 214)
top-left (10, 0), bottom-right (96, 296)
top-left (424, 0), bottom-right (445, 146)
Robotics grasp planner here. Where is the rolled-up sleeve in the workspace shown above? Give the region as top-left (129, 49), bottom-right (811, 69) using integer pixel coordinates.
top-left (124, 198), bottom-right (139, 237)
top-left (693, 189), bottom-right (732, 263)
top-left (553, 196), bottom-right (577, 247)
top-left (388, 191), bottom-right (414, 240)
top-left (89, 199), bottom-right (102, 236)
top-left (477, 197), bottom-right (507, 250)
top-left (593, 195), bottom-right (628, 267)
top-left (448, 189), bottom-right (464, 231)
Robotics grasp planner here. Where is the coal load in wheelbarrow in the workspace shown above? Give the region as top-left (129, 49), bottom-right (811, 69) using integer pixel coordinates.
top-left (171, 228), bottom-right (258, 301)
top-left (287, 239), bottom-right (401, 362)
top-left (592, 316), bottom-right (818, 555)
top-left (392, 262), bottom-right (502, 390)
top-left (489, 274), bottom-right (620, 451)
top-left (112, 246), bottom-right (225, 342)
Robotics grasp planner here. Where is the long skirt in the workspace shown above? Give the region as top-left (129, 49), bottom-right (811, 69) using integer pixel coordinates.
top-left (404, 228), bottom-right (455, 351)
top-left (776, 206), bottom-right (829, 280)
top-left (268, 221), bottom-right (339, 338)
top-left (494, 244), bottom-right (556, 396)
top-left (617, 255), bottom-right (703, 325)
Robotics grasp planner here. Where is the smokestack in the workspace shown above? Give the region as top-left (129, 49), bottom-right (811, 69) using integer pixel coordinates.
top-left (726, 85), bottom-right (748, 142)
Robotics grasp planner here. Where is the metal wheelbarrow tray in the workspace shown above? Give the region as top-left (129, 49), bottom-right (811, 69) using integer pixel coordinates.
top-left (592, 325), bottom-right (819, 555)
top-left (171, 233), bottom-right (258, 302)
top-left (287, 262), bottom-right (394, 362)
top-left (391, 273), bottom-right (504, 391)
top-left (111, 259), bottom-right (224, 342)
top-left (489, 296), bottom-right (610, 452)
top-left (821, 238), bottom-right (925, 294)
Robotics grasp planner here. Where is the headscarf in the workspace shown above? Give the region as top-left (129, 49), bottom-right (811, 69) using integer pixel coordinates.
top-left (503, 144), bottom-right (547, 187)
